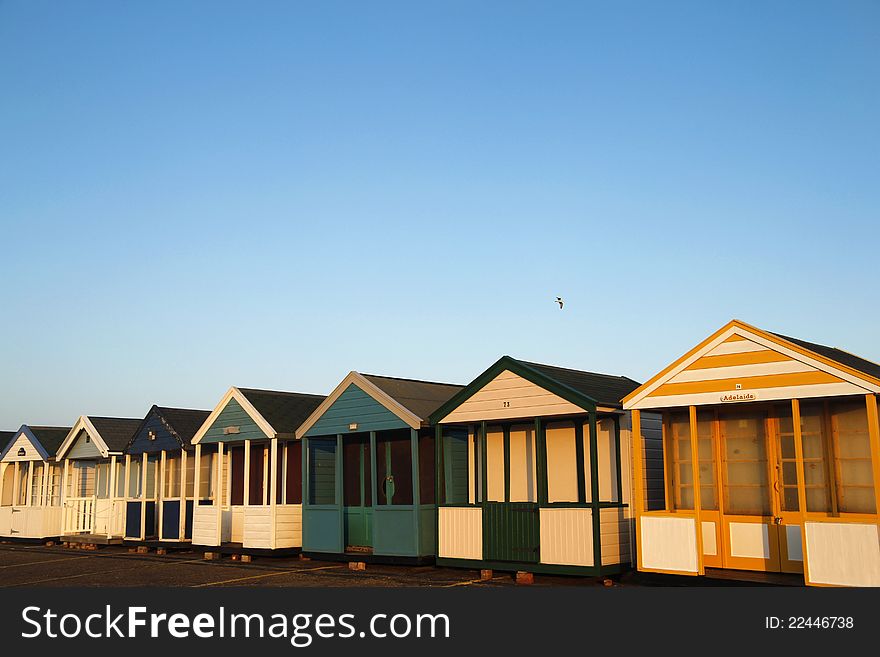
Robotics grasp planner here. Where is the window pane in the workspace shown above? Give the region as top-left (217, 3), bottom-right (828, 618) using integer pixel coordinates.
top-left (285, 441), bottom-right (303, 505)
top-left (485, 427), bottom-right (504, 502)
top-left (198, 451), bottom-right (214, 499)
top-left (831, 400), bottom-right (875, 514)
top-left (145, 455), bottom-right (159, 499)
top-left (308, 438), bottom-right (336, 505)
top-left (377, 429), bottom-right (413, 506)
top-left (509, 424), bottom-right (536, 503)
top-left (184, 453), bottom-right (195, 498)
top-left (546, 422), bottom-right (577, 503)
top-left (17, 466), bottom-right (28, 505)
top-left (667, 410), bottom-right (693, 511)
top-left (343, 434), bottom-right (369, 507)
top-left (440, 428), bottom-right (468, 505)
top-left (128, 459), bottom-right (142, 498)
top-left (720, 410), bottom-right (770, 516)
top-left (31, 464), bottom-right (44, 506)
top-left (418, 431), bottom-right (435, 505)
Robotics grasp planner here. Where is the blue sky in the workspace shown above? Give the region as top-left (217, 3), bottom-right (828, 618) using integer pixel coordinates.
top-left (1, 1), bottom-right (878, 428)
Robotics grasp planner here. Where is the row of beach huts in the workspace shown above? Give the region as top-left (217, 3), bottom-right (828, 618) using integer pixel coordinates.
top-left (2, 320), bottom-right (879, 586)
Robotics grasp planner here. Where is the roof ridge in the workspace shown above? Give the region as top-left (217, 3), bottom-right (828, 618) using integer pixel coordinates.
top-left (517, 358), bottom-right (635, 381)
top-left (361, 372), bottom-right (463, 387)
top-left (237, 387), bottom-right (325, 398)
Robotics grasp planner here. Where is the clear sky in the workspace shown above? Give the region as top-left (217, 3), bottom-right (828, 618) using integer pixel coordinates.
top-left (1, 1), bottom-right (878, 428)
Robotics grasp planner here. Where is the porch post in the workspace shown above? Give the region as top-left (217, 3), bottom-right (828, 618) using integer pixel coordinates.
top-left (193, 444), bottom-right (201, 505)
top-left (108, 454), bottom-right (118, 539)
top-left (281, 442), bottom-right (288, 505)
top-left (480, 421), bottom-right (488, 504)
top-left (791, 399), bottom-right (811, 583)
top-left (336, 434), bottom-right (344, 550)
top-left (216, 442), bottom-right (224, 545)
top-left (42, 461), bottom-right (50, 507)
top-left (62, 458), bottom-right (69, 505)
top-left (302, 437), bottom-right (309, 508)
top-left (865, 394), bottom-right (880, 518)
top-left (123, 455), bottom-right (131, 508)
top-left (243, 439), bottom-right (251, 507)
top-left (631, 410), bottom-right (644, 571)
top-left (26, 461), bottom-right (34, 507)
top-left (270, 438), bottom-right (278, 549)
top-left (688, 405), bottom-right (704, 575)
top-left (411, 428), bottom-right (420, 555)
top-left (369, 432), bottom-right (378, 510)
top-left (141, 452), bottom-right (148, 540)
top-left (535, 417), bottom-right (547, 506)
top-left (12, 463), bottom-right (20, 507)
top-left (588, 412), bottom-right (601, 571)
top-left (159, 450), bottom-right (166, 540)
top-left (180, 449), bottom-right (188, 540)
top-left (434, 425), bottom-right (441, 557)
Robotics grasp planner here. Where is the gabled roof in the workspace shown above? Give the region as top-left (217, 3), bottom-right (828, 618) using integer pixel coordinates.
top-left (429, 356), bottom-right (641, 424)
top-left (56, 416), bottom-right (142, 459)
top-left (0, 431), bottom-right (15, 451)
top-left (295, 372), bottom-right (463, 438)
top-left (621, 319), bottom-right (880, 410)
top-left (126, 405), bottom-right (211, 451)
top-left (28, 427), bottom-right (71, 456)
top-left (770, 332), bottom-right (880, 382)
top-left (237, 388), bottom-right (326, 434)
top-left (360, 374), bottom-right (464, 421)
top-left (193, 387), bottom-right (326, 444)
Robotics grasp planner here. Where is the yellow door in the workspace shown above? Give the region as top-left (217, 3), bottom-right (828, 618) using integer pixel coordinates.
top-left (717, 408), bottom-right (781, 572)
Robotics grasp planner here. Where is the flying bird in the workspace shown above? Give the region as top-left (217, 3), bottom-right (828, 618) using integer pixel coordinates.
top-left (556, 297), bottom-right (564, 309)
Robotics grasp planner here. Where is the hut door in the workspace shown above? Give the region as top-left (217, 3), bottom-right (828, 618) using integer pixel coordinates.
top-left (482, 425), bottom-right (540, 563)
top-left (718, 408), bottom-right (781, 572)
top-left (343, 434), bottom-right (372, 550)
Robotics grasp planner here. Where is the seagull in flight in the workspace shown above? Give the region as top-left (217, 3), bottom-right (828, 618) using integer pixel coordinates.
top-left (555, 296), bottom-right (564, 309)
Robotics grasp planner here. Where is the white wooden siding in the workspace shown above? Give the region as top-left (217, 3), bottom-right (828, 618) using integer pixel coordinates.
top-left (67, 430), bottom-right (102, 459)
top-left (0, 507), bottom-right (63, 538)
top-left (639, 515), bottom-right (699, 573)
top-left (192, 505), bottom-right (221, 546)
top-left (2, 434), bottom-right (42, 462)
top-left (805, 521), bottom-right (880, 587)
top-left (438, 507), bottom-right (482, 560)
top-left (242, 504), bottom-right (302, 549)
top-left (441, 370), bottom-right (585, 423)
top-left (539, 508), bottom-right (593, 567)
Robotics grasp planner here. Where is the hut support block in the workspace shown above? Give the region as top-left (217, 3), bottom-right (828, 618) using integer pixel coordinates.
top-left (480, 569), bottom-right (493, 581)
top-left (515, 571), bottom-right (534, 585)
top-left (241, 554), bottom-right (253, 563)
top-left (348, 561), bottom-right (366, 571)
top-left (203, 552), bottom-right (218, 560)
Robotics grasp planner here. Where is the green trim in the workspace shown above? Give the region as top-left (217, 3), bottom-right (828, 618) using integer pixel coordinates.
top-left (574, 419), bottom-right (586, 503)
top-left (588, 413), bottom-right (601, 571)
top-left (435, 557), bottom-right (628, 578)
top-left (503, 425), bottom-right (511, 503)
top-left (336, 434), bottom-right (344, 549)
top-left (410, 428), bottom-right (420, 553)
top-left (434, 424), bottom-right (442, 557)
top-left (480, 421), bottom-right (488, 504)
top-left (535, 417), bottom-right (547, 506)
top-left (613, 415), bottom-right (623, 503)
top-left (428, 356), bottom-right (598, 425)
top-left (369, 431), bottom-right (378, 510)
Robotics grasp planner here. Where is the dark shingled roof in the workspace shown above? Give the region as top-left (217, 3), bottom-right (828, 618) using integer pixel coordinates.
top-left (29, 426), bottom-right (72, 455)
top-left (238, 388), bottom-right (326, 434)
top-left (88, 417), bottom-right (143, 452)
top-left (772, 332), bottom-right (880, 382)
top-left (361, 374), bottom-right (464, 421)
top-left (0, 431), bottom-right (14, 451)
top-left (518, 359), bottom-right (642, 408)
top-left (154, 407), bottom-right (211, 445)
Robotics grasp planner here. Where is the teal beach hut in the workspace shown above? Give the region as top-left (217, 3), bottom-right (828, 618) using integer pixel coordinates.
top-left (295, 372), bottom-right (462, 561)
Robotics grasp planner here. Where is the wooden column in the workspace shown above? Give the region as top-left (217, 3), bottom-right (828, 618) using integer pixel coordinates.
top-left (193, 444), bottom-right (201, 505)
top-left (336, 434), bottom-right (344, 550)
top-left (108, 454), bottom-right (118, 539)
top-left (12, 463), bottom-right (20, 507)
top-left (270, 438), bottom-right (278, 548)
top-left (369, 432), bottom-right (378, 510)
top-left (158, 450), bottom-right (166, 540)
top-left (434, 424), bottom-right (442, 557)
top-left (25, 461), bottom-right (33, 507)
top-left (216, 442), bottom-right (224, 545)
top-left (281, 442), bottom-right (288, 505)
top-left (865, 394), bottom-right (880, 520)
top-left (791, 399), bottom-right (811, 583)
top-left (411, 428), bottom-right (421, 555)
top-left (688, 405), bottom-right (704, 575)
top-left (631, 410), bottom-right (644, 570)
top-left (574, 419), bottom-right (586, 504)
top-left (243, 439), bottom-right (251, 507)
top-left (140, 453), bottom-right (148, 540)
top-left (535, 417), bottom-right (547, 506)
top-left (180, 449), bottom-right (188, 540)
top-left (588, 412), bottom-right (601, 572)
top-left (480, 421), bottom-right (488, 504)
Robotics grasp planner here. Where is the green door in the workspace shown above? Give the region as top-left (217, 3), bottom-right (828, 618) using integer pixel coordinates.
top-left (483, 502), bottom-right (540, 563)
top-left (343, 434), bottom-right (373, 550)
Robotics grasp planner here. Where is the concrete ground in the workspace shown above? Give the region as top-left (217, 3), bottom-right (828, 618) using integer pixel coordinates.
top-left (0, 542), bottom-right (798, 587)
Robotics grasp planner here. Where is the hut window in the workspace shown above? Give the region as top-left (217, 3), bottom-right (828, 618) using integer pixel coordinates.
top-left (49, 465), bottom-right (62, 506)
top-left (30, 463), bottom-right (44, 506)
top-left (439, 428), bottom-right (468, 505)
top-left (114, 461), bottom-right (125, 497)
top-left (198, 451), bottom-right (214, 499)
top-left (485, 427), bottom-right (505, 502)
top-left (547, 421), bottom-right (578, 503)
top-left (70, 461), bottom-right (96, 498)
top-left (17, 465), bottom-right (28, 505)
top-left (595, 418), bottom-right (621, 503)
top-left (309, 438), bottom-right (337, 505)
top-left (228, 446), bottom-right (245, 506)
top-left (95, 462), bottom-right (110, 499)
top-left (719, 409), bottom-right (771, 516)
top-left (376, 429), bottom-right (413, 505)
top-left (284, 442), bottom-right (302, 504)
top-left (665, 410), bottom-right (718, 512)
top-left (248, 444), bottom-right (266, 505)
top-left (418, 431), bottom-right (435, 505)
top-left (1, 465), bottom-right (13, 506)
top-left (508, 424), bottom-right (537, 503)
top-left (165, 455), bottom-right (181, 498)
top-left (128, 459), bottom-right (143, 498)
top-left (184, 453), bottom-right (196, 499)
top-left (830, 399), bottom-right (875, 514)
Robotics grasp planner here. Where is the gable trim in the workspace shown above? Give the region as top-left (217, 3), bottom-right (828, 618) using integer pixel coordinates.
top-left (56, 416), bottom-right (113, 459)
top-left (429, 356), bottom-right (598, 425)
top-left (295, 372), bottom-right (422, 439)
top-left (622, 320), bottom-right (880, 409)
top-left (191, 387), bottom-right (276, 445)
top-left (0, 425), bottom-right (50, 462)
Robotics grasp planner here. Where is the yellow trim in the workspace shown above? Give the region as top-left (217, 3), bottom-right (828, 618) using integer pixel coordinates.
top-left (687, 350), bottom-right (790, 370)
top-left (622, 319), bottom-right (880, 407)
top-left (865, 394), bottom-right (880, 519)
top-left (688, 406), bottom-right (705, 575)
top-left (651, 371), bottom-right (842, 397)
top-left (724, 334), bottom-right (747, 342)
